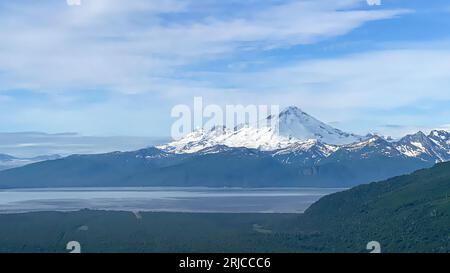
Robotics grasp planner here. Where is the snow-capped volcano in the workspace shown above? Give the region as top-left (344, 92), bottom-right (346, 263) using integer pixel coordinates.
top-left (158, 106), bottom-right (363, 153)
top-left (266, 106), bottom-right (363, 145)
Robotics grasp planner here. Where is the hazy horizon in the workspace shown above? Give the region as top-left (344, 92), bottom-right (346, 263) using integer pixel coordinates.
top-left (0, 131), bottom-right (169, 158)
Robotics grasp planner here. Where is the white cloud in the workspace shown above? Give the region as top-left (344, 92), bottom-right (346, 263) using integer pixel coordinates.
top-left (201, 49), bottom-right (450, 108)
top-left (5, 0), bottom-right (444, 138)
top-left (7, 47), bottom-right (450, 138)
top-left (0, 0), bottom-right (409, 94)
top-left (170, 47), bottom-right (450, 137)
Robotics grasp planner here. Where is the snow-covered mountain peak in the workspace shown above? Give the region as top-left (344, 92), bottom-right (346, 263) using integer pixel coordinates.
top-left (427, 130), bottom-right (450, 160)
top-left (158, 125), bottom-right (300, 154)
top-left (158, 106), bottom-right (365, 153)
top-left (393, 131), bottom-right (450, 162)
top-left (277, 106), bottom-right (307, 118)
top-left (197, 145), bottom-right (237, 155)
top-left (429, 130), bottom-right (450, 142)
top-left (209, 125), bottom-right (228, 134)
top-left (345, 134), bottom-right (386, 149)
top-left (274, 139), bottom-right (338, 157)
top-left (271, 106), bottom-right (322, 128)
top-left (266, 106), bottom-right (363, 145)
top-left (401, 131), bottom-right (429, 141)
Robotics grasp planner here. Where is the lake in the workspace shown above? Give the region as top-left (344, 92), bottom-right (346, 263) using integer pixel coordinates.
top-left (0, 187), bottom-right (344, 213)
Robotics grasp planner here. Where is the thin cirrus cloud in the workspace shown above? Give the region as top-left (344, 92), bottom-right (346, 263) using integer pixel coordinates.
top-left (0, 0), bottom-right (409, 93)
top-left (177, 47), bottom-right (450, 137)
top-left (2, 0), bottom-right (448, 139)
top-left (189, 49), bottom-right (450, 108)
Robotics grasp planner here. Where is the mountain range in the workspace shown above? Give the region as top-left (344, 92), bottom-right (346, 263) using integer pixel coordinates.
top-left (159, 107), bottom-right (364, 153)
top-left (159, 107), bottom-right (450, 163)
top-left (0, 106), bottom-right (449, 188)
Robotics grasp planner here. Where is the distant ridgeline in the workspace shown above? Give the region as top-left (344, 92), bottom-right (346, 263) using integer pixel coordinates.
top-left (0, 107), bottom-right (449, 188)
top-left (0, 154), bottom-right (61, 172)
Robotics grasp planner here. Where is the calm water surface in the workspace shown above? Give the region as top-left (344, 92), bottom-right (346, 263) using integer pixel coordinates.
top-left (0, 187), bottom-right (344, 213)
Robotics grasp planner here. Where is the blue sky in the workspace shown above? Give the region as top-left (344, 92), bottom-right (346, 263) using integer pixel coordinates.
top-left (1, 0), bottom-right (450, 138)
